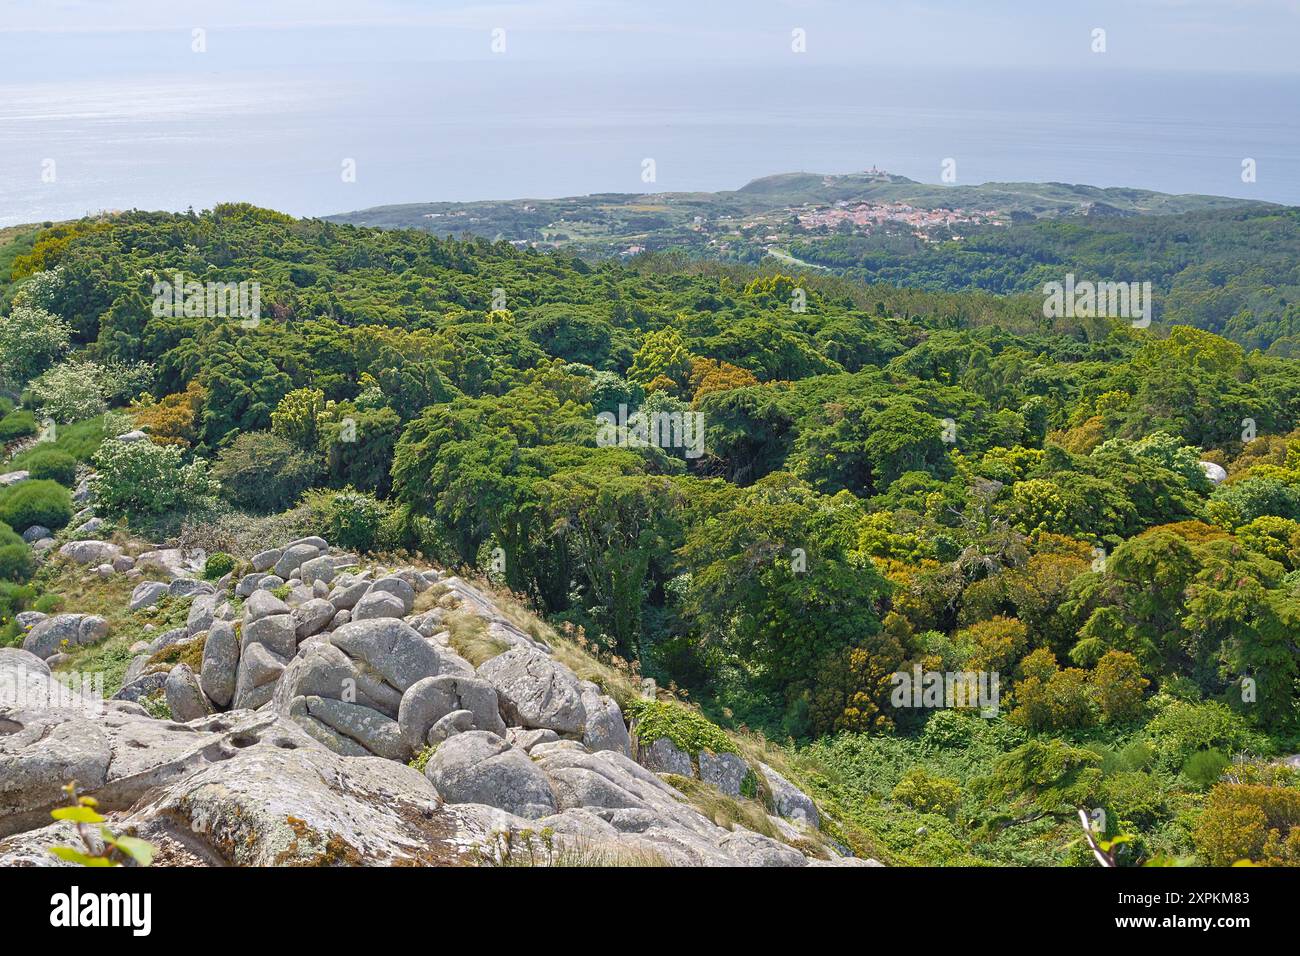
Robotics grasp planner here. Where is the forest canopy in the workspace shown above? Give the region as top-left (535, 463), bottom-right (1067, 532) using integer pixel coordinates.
top-left (3, 204), bottom-right (1298, 866)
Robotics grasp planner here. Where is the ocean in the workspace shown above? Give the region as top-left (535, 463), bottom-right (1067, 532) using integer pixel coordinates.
top-left (1, 61), bottom-right (1297, 227)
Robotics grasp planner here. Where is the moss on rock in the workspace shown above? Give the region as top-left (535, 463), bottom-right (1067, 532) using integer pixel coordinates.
top-left (626, 699), bottom-right (737, 757)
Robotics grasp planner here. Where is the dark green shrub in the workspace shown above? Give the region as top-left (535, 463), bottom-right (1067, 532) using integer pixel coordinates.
top-left (0, 543), bottom-right (34, 581)
top-left (23, 447), bottom-right (77, 485)
top-left (0, 580), bottom-right (36, 633)
top-left (0, 409), bottom-right (38, 442)
top-left (0, 520), bottom-right (22, 549)
top-left (1118, 740), bottom-right (1155, 772)
top-left (203, 552), bottom-right (236, 580)
top-left (301, 487), bottom-right (389, 553)
top-left (1103, 771), bottom-right (1166, 828)
top-left (0, 479), bottom-right (73, 531)
top-left (32, 592), bottom-right (65, 613)
top-left (1183, 750), bottom-right (1231, 789)
top-left (213, 431), bottom-right (320, 513)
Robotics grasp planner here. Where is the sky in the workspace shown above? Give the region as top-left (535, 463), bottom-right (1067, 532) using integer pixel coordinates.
top-left (2, 0), bottom-right (1298, 75)
top-left (1, 1), bottom-right (1297, 222)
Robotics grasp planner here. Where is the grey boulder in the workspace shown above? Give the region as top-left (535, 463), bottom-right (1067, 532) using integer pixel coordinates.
top-left (292, 598), bottom-right (336, 639)
top-left (427, 709), bottom-right (476, 745)
top-left (15, 611), bottom-right (47, 632)
top-left (397, 674), bottom-right (507, 750)
top-left (169, 578), bottom-right (214, 599)
top-left (113, 670), bottom-right (168, 703)
top-left (329, 618), bottom-right (443, 693)
top-left (57, 541), bottom-right (122, 564)
top-left (273, 543), bottom-right (320, 579)
top-left (505, 727), bottom-right (561, 752)
top-left (244, 588), bottom-right (289, 621)
top-left (300, 695), bottom-right (407, 761)
top-left (186, 593), bottom-right (219, 637)
top-left (241, 613), bottom-right (297, 659)
top-left (164, 663), bottom-right (214, 721)
top-left (235, 573), bottom-right (266, 597)
top-left (129, 580), bottom-right (169, 611)
top-left (699, 752), bottom-right (751, 797)
top-left (146, 626), bottom-right (187, 655)
top-left (298, 555), bottom-right (337, 587)
top-left (22, 614), bottom-right (109, 660)
top-left (351, 590), bottom-right (406, 621)
top-left (232, 642), bottom-right (285, 710)
top-left (639, 737), bottom-right (694, 777)
top-left (759, 762), bottom-right (819, 827)
top-left (326, 575), bottom-right (371, 611)
top-left (368, 576), bottom-right (415, 615)
top-left (424, 731), bottom-right (557, 819)
top-left (58, 540), bottom-right (122, 565)
top-left (199, 620), bottom-right (239, 708)
top-left (477, 647), bottom-right (586, 735)
top-left (579, 682), bottom-right (631, 756)
top-left (250, 548), bottom-right (282, 572)
top-left (274, 642), bottom-right (401, 719)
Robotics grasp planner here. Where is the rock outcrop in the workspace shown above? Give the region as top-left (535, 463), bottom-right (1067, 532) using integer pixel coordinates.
top-left (0, 534), bottom-right (865, 868)
top-left (22, 613), bottom-right (109, 660)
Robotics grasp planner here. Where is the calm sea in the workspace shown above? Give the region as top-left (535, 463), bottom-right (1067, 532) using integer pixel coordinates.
top-left (1, 62), bottom-right (1296, 227)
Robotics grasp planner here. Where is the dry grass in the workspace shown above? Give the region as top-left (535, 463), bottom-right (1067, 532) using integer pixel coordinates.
top-left (662, 773), bottom-right (782, 840)
top-left (30, 556), bottom-right (189, 693)
top-left (441, 607), bottom-right (509, 667)
top-left (173, 503), bottom-right (316, 557)
top-left (450, 572), bottom-right (647, 707)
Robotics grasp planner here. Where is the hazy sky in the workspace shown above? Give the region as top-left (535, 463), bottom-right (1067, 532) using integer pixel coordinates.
top-left (2, 0), bottom-right (1298, 75)
top-left (2, 1), bottom-right (1298, 222)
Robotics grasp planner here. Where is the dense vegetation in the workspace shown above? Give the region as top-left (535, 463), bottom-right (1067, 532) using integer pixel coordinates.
top-left (2, 204), bottom-right (1298, 866)
top-left (330, 172), bottom-right (1299, 356)
top-left (789, 205), bottom-right (1300, 355)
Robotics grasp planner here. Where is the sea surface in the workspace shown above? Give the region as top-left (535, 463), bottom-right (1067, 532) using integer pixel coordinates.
top-left (1, 62), bottom-right (1297, 227)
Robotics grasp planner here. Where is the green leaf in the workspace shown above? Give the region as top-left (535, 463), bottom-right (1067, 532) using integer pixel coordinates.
top-left (51, 805), bottom-right (106, 824)
top-left (102, 833), bottom-right (155, 867)
top-left (49, 846), bottom-right (114, 866)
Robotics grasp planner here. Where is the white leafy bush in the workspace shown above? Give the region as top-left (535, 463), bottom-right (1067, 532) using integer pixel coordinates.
top-left (27, 361), bottom-right (107, 423)
top-left (0, 306), bottom-right (70, 387)
top-left (91, 438), bottom-right (216, 518)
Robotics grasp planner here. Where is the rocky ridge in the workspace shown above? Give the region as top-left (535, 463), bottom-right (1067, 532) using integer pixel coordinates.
top-left (1, 534), bottom-right (874, 867)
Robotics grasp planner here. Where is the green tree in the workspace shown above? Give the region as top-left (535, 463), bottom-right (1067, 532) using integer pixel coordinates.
top-left (680, 474), bottom-right (892, 691)
top-left (628, 326), bottom-right (694, 395)
top-left (212, 431), bottom-right (319, 513)
top-left (270, 387), bottom-right (327, 449)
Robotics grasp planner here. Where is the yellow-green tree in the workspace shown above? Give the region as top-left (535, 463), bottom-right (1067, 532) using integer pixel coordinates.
top-left (628, 326), bottom-right (694, 395)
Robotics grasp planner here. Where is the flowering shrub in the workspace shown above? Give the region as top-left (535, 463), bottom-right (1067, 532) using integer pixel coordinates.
top-left (0, 306), bottom-right (70, 387)
top-left (27, 361), bottom-right (106, 424)
top-left (91, 438), bottom-right (216, 518)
